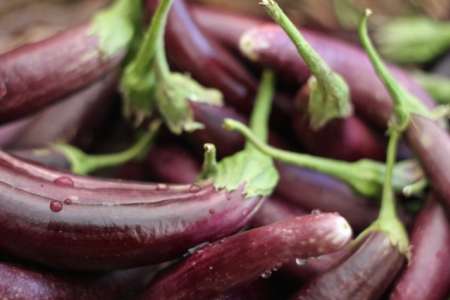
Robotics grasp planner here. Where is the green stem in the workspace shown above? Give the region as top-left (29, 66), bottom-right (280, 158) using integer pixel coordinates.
top-left (127, 0), bottom-right (173, 78)
top-left (199, 143), bottom-right (218, 180)
top-left (248, 70), bottom-right (275, 145)
top-left (55, 121), bottom-right (161, 175)
top-left (359, 9), bottom-right (430, 127)
top-left (260, 0), bottom-right (351, 129)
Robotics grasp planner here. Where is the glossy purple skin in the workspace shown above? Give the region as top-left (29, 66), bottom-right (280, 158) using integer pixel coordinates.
top-left (9, 73), bottom-right (117, 149)
top-left (293, 86), bottom-right (385, 162)
top-left (141, 214), bottom-right (352, 300)
top-left (147, 0), bottom-right (257, 113)
top-left (0, 115), bottom-right (33, 147)
top-left (0, 261), bottom-right (152, 300)
top-left (276, 163), bottom-right (379, 231)
top-left (406, 115), bottom-right (450, 210)
top-left (190, 102), bottom-right (245, 157)
top-left (250, 198), bottom-right (352, 282)
top-left (293, 232), bottom-right (405, 300)
top-left (391, 198), bottom-right (450, 300)
top-left (251, 196), bottom-right (306, 228)
top-left (0, 22), bottom-right (124, 123)
top-left (0, 151), bottom-right (262, 271)
top-left (190, 4), bottom-right (264, 49)
top-left (147, 143), bottom-right (200, 184)
top-left (240, 25), bottom-right (435, 128)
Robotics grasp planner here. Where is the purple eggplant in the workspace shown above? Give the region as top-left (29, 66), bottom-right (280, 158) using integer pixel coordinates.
top-left (0, 261), bottom-right (153, 300)
top-left (391, 197), bottom-right (450, 300)
top-left (9, 72), bottom-right (117, 149)
top-left (147, 143), bottom-right (200, 184)
top-left (0, 151), bottom-right (262, 271)
top-left (190, 4), bottom-right (264, 49)
top-left (292, 232), bottom-right (405, 300)
top-left (251, 196), bottom-right (306, 228)
top-left (141, 213), bottom-right (352, 300)
top-left (0, 0), bottom-right (139, 123)
top-left (276, 163), bottom-right (379, 231)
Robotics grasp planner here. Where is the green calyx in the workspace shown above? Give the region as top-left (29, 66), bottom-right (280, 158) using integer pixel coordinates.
top-left (260, 0), bottom-right (352, 129)
top-left (224, 119), bottom-right (425, 199)
top-left (376, 16), bottom-right (450, 65)
top-left (54, 121), bottom-right (161, 175)
top-left (120, 0), bottom-right (222, 132)
top-left (358, 11), bottom-right (412, 258)
top-left (359, 9), bottom-right (431, 130)
top-left (201, 70), bottom-right (279, 198)
top-left (90, 0), bottom-right (141, 58)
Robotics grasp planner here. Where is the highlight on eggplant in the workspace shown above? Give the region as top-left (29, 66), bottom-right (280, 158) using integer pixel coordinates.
top-left (0, 0), bottom-right (141, 123)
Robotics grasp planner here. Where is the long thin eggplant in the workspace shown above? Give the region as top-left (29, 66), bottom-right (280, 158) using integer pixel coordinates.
top-left (141, 213), bottom-right (352, 300)
top-left (190, 4), bottom-right (264, 49)
top-left (391, 197), bottom-right (450, 300)
top-left (276, 163), bottom-right (379, 231)
top-left (0, 0), bottom-right (138, 122)
top-left (0, 261), bottom-right (153, 300)
top-left (0, 151), bottom-right (262, 271)
top-left (292, 232), bottom-right (405, 300)
top-left (239, 24), bottom-right (435, 128)
top-left (9, 72), bottom-right (117, 150)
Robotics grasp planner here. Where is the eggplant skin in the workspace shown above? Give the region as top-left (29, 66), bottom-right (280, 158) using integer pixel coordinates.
top-left (0, 22), bottom-right (124, 123)
top-left (141, 213), bottom-right (352, 300)
top-left (391, 198), bottom-right (450, 300)
top-left (0, 151), bottom-right (262, 271)
top-left (293, 232), bottom-right (405, 300)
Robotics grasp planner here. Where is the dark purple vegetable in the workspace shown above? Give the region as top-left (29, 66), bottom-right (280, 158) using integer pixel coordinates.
top-left (0, 261), bottom-right (153, 300)
top-left (189, 102), bottom-right (245, 157)
top-left (239, 24), bottom-right (435, 128)
top-left (213, 280), bottom-right (271, 300)
top-left (391, 197), bottom-right (450, 300)
top-left (250, 197), bottom-right (352, 282)
top-left (293, 232), bottom-right (405, 300)
top-left (190, 4), bottom-right (264, 49)
top-left (0, 151), bottom-right (261, 271)
top-left (9, 72), bottom-right (117, 149)
top-left (293, 85), bottom-right (385, 161)
top-left (147, 143), bottom-right (200, 184)
top-left (0, 0), bottom-right (138, 123)
top-left (0, 116), bottom-right (33, 148)
top-left (276, 163), bottom-right (379, 231)
top-left (251, 196), bottom-right (306, 228)
top-left (141, 213), bottom-right (352, 300)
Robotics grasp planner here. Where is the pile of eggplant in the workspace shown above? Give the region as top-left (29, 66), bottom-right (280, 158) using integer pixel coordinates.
top-left (0, 0), bottom-right (449, 299)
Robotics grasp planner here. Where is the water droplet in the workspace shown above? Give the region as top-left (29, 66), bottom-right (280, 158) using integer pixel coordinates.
top-left (295, 258), bottom-right (307, 266)
top-left (0, 81), bottom-right (6, 99)
top-left (208, 209), bottom-right (215, 215)
top-left (189, 184), bottom-right (201, 193)
top-left (63, 198), bottom-right (72, 205)
top-left (208, 266), bottom-right (214, 271)
top-left (50, 200), bottom-right (63, 213)
top-left (260, 270), bottom-right (272, 279)
top-left (311, 209), bottom-right (321, 215)
top-left (53, 176), bottom-right (74, 187)
top-left (226, 194), bottom-right (232, 201)
top-left (156, 183), bottom-right (168, 191)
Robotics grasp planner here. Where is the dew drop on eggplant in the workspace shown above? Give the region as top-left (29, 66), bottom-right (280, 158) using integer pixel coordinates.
top-left (189, 184), bottom-right (201, 193)
top-left (295, 258), bottom-right (307, 266)
top-left (156, 183), bottom-right (168, 191)
top-left (311, 209), bottom-right (321, 215)
top-left (260, 270), bottom-right (272, 279)
top-left (53, 176), bottom-right (74, 187)
top-left (63, 198), bottom-right (72, 205)
top-left (50, 200), bottom-right (63, 213)
top-left (208, 209), bottom-right (215, 215)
